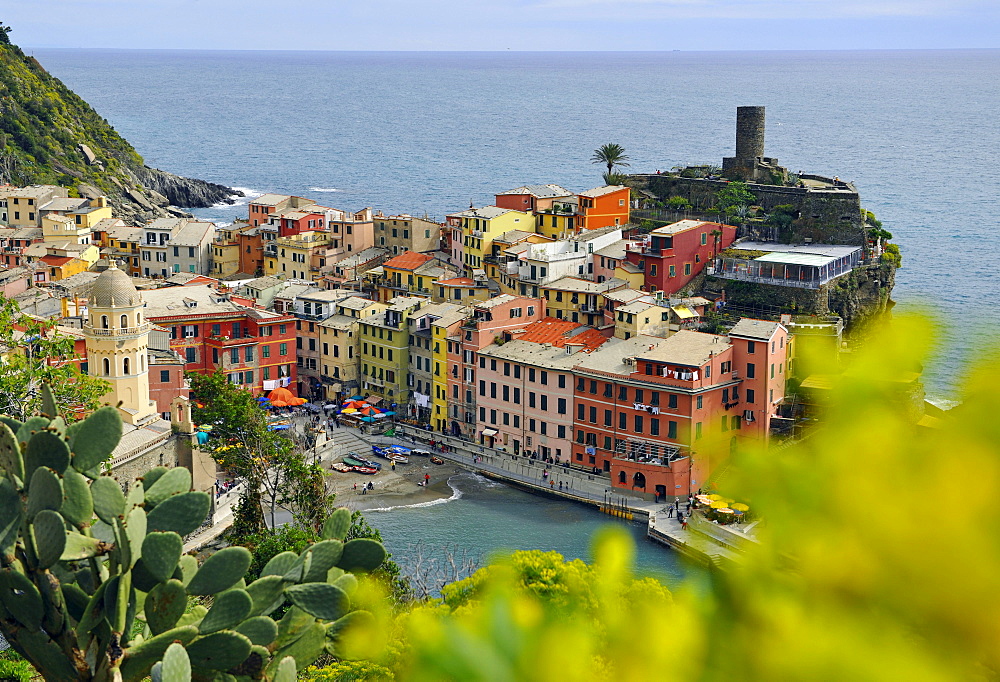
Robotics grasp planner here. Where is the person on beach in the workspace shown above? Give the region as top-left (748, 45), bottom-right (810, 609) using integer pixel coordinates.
top-left (424, 473), bottom-right (430, 486)
top-left (667, 507), bottom-right (674, 518)
top-left (681, 517), bottom-right (688, 530)
top-left (391, 460), bottom-right (396, 471)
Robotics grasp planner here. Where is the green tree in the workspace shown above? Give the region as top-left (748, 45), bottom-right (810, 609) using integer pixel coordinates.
top-left (715, 181), bottom-right (757, 214)
top-left (710, 227), bottom-right (724, 257)
top-left (0, 293), bottom-right (110, 421)
top-left (591, 143), bottom-right (630, 177)
top-left (187, 369), bottom-right (329, 531)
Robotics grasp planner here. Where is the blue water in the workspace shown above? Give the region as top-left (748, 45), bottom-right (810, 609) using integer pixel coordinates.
top-left (365, 471), bottom-right (691, 585)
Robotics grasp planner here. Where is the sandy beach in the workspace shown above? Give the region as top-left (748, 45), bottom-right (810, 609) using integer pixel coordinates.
top-left (324, 454), bottom-right (466, 512)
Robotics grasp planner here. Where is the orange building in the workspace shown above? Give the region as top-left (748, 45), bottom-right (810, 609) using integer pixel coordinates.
top-left (577, 185), bottom-right (630, 231)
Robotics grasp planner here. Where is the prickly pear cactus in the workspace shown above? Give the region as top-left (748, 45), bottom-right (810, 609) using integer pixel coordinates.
top-left (0, 385), bottom-right (386, 682)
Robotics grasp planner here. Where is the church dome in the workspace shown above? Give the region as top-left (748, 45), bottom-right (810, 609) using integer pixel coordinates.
top-left (89, 261), bottom-right (141, 308)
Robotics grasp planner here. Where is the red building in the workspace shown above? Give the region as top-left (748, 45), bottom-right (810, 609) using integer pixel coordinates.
top-left (141, 286), bottom-right (298, 396)
top-left (277, 207), bottom-right (332, 238)
top-left (625, 220), bottom-right (736, 295)
top-left (571, 320), bottom-right (788, 500)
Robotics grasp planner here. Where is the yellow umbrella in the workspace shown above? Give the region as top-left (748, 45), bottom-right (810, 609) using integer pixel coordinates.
top-left (710, 500), bottom-right (729, 509)
top-left (341, 408), bottom-right (358, 414)
top-left (731, 502), bottom-right (750, 512)
top-left (707, 494), bottom-right (723, 501)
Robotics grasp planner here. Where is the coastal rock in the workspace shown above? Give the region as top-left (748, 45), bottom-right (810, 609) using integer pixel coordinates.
top-left (134, 166), bottom-right (242, 209)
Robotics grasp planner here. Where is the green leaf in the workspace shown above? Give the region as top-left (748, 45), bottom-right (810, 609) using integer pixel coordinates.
top-left (70, 406), bottom-right (122, 472)
top-left (234, 616), bottom-right (278, 646)
top-left (270, 622), bottom-right (326, 675)
top-left (186, 546), bottom-right (252, 596)
top-left (0, 477), bottom-right (21, 560)
top-left (119, 625), bottom-right (199, 682)
top-left (27, 466), bottom-right (63, 519)
top-left (260, 551), bottom-right (298, 578)
top-left (144, 466), bottom-right (191, 507)
top-left (199, 588), bottom-right (253, 634)
top-left (141, 466), bottom-right (169, 490)
top-left (0, 568), bottom-right (44, 631)
top-left (321, 508), bottom-right (351, 541)
top-left (338, 538), bottom-right (387, 572)
top-left (145, 579), bottom-right (187, 636)
top-left (59, 468), bottom-right (94, 527)
top-left (272, 656), bottom-right (297, 682)
top-left (185, 630), bottom-right (252, 671)
top-left (17, 416), bottom-right (50, 449)
top-left (284, 583), bottom-right (349, 621)
top-left (246, 575), bottom-right (286, 617)
top-left (0, 423), bottom-right (24, 482)
top-left (331, 573), bottom-right (358, 597)
top-left (141, 532), bottom-right (183, 584)
top-left (61, 582), bottom-right (89, 623)
top-left (145, 490), bottom-right (210, 536)
top-left (24, 429), bottom-right (70, 475)
top-left (91, 475), bottom-right (125, 524)
top-left (32, 509), bottom-right (67, 569)
top-left (178, 554), bottom-right (198, 587)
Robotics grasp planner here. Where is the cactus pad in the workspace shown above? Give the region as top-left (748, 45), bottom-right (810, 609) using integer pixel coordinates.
top-left (246, 575), bottom-right (286, 618)
top-left (302, 540), bottom-right (344, 582)
top-left (160, 642), bottom-right (191, 682)
top-left (271, 621), bottom-right (326, 674)
top-left (0, 423), bottom-right (23, 482)
top-left (145, 579), bottom-right (188, 635)
top-left (338, 538), bottom-right (387, 572)
top-left (140, 466), bottom-right (169, 491)
top-left (144, 466), bottom-right (192, 507)
top-left (70, 406), bottom-right (122, 472)
top-left (185, 630), bottom-right (252, 671)
top-left (59, 468), bottom-right (94, 527)
top-left (25, 429), bottom-right (71, 475)
top-left (321, 508), bottom-right (352, 541)
top-left (234, 616), bottom-right (279, 646)
top-left (91, 475), bottom-right (126, 524)
top-left (261, 551), bottom-right (298, 578)
top-left (119, 625), bottom-right (199, 682)
top-left (0, 568), bottom-right (44, 630)
top-left (32, 509), bottom-right (67, 569)
top-left (145, 490), bottom-right (210, 536)
top-left (142, 532), bottom-right (183, 584)
top-left (186, 546), bottom-right (252, 595)
top-left (199, 588), bottom-right (253, 634)
top-left (284, 583), bottom-right (349, 621)
top-left (27, 466), bottom-right (63, 519)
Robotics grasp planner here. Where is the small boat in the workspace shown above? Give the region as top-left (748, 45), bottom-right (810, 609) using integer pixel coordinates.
top-left (353, 466), bottom-right (378, 475)
top-left (430, 456), bottom-right (444, 465)
top-left (344, 455), bottom-right (381, 471)
top-left (387, 454), bottom-right (408, 464)
top-left (330, 463), bottom-right (353, 473)
top-left (411, 449), bottom-right (431, 457)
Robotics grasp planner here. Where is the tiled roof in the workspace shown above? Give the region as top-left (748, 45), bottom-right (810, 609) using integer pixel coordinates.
top-left (382, 251), bottom-right (434, 271)
top-left (39, 255), bottom-right (73, 266)
top-left (729, 318), bottom-right (784, 341)
top-left (518, 318), bottom-right (608, 352)
top-left (437, 277), bottom-right (476, 286)
top-left (497, 184), bottom-right (573, 199)
top-left (578, 185), bottom-right (627, 198)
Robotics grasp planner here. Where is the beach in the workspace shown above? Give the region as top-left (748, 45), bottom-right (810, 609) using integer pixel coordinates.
top-left (325, 456), bottom-right (465, 512)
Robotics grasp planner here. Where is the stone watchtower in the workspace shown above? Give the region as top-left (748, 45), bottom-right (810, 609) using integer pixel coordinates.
top-left (84, 261), bottom-right (158, 425)
top-left (723, 106), bottom-right (788, 185)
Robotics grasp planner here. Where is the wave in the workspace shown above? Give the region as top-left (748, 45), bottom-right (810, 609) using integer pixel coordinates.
top-left (211, 186), bottom-right (266, 209)
top-left (366, 475), bottom-right (464, 513)
top-left (308, 187), bottom-right (342, 193)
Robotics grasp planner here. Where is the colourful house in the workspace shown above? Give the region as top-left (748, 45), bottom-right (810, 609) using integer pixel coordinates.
top-left (446, 206), bottom-right (533, 273)
top-left (625, 220), bottom-right (737, 294)
top-left (576, 186), bottom-right (630, 231)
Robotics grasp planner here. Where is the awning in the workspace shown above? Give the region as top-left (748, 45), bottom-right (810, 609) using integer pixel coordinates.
top-left (481, 428), bottom-right (498, 437)
top-left (671, 305), bottom-right (697, 319)
top-left (366, 395), bottom-right (383, 405)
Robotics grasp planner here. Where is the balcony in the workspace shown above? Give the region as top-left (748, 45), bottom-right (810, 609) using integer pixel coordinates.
top-left (86, 323), bottom-right (152, 337)
top-left (580, 304), bottom-right (602, 315)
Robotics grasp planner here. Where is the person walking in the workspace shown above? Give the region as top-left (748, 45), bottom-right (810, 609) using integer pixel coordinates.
top-left (667, 507), bottom-right (674, 518)
top-left (680, 516), bottom-right (688, 530)
top-left (424, 473), bottom-right (430, 486)
top-left (391, 460), bottom-right (396, 471)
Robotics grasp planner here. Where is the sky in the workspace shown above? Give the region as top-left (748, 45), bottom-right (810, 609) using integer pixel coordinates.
top-left (6, 0), bottom-right (1000, 51)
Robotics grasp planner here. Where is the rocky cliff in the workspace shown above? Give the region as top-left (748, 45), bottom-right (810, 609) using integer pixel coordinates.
top-left (0, 32), bottom-right (240, 225)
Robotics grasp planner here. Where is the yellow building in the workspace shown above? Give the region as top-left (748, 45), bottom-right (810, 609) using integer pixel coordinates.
top-left (540, 276), bottom-right (623, 327)
top-left (533, 196), bottom-right (581, 240)
top-left (431, 276), bottom-right (492, 305)
top-left (1, 185), bottom-right (67, 227)
top-left (266, 231), bottom-right (332, 281)
top-left (37, 243), bottom-right (100, 281)
top-left (211, 225), bottom-right (243, 278)
top-left (83, 262), bottom-right (158, 425)
top-left (318, 297), bottom-right (387, 401)
top-left (67, 197), bottom-right (113, 230)
top-left (430, 317), bottom-right (451, 433)
top-left (358, 297), bottom-right (424, 405)
top-left (446, 206), bottom-right (533, 273)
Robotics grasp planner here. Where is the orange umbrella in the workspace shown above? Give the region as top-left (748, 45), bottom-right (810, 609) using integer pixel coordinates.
top-left (268, 387), bottom-right (297, 407)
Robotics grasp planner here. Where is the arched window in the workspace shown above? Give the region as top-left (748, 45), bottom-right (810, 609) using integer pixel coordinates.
top-left (121, 314), bottom-right (128, 329)
top-left (123, 357), bottom-right (130, 375)
top-left (139, 355), bottom-right (145, 371)
top-left (618, 471), bottom-right (626, 484)
top-left (101, 315), bottom-right (108, 329)
top-left (633, 472), bottom-right (646, 489)
top-left (137, 312), bottom-right (142, 323)
top-left (103, 358), bottom-right (110, 376)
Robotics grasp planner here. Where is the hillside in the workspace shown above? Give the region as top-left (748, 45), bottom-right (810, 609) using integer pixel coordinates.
top-left (0, 28), bottom-right (238, 224)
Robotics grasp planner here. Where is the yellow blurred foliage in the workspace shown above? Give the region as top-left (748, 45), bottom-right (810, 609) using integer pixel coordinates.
top-left (344, 315), bottom-right (998, 681)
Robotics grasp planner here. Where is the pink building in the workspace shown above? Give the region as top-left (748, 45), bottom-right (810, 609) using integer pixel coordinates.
top-left (474, 318), bottom-right (607, 460)
top-left (441, 294), bottom-right (545, 437)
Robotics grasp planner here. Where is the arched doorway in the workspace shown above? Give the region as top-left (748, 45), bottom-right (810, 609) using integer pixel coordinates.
top-left (633, 472), bottom-right (646, 489)
top-left (618, 471), bottom-right (626, 484)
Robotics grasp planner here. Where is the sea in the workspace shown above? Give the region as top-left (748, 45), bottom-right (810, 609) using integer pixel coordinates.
top-left (26, 48), bottom-right (1000, 578)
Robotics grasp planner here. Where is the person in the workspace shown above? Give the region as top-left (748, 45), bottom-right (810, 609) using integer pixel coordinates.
top-left (367, 481), bottom-right (373, 491)
top-left (680, 517), bottom-right (688, 530)
top-left (686, 502), bottom-right (692, 514)
top-left (424, 473), bottom-right (430, 486)
top-left (667, 507), bottom-right (674, 518)
top-left (391, 460), bottom-right (396, 471)
top-left (542, 470), bottom-right (548, 480)
top-left (353, 482), bottom-right (357, 492)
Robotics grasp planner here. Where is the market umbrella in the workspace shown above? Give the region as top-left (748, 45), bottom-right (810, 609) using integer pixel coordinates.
top-left (256, 396), bottom-right (270, 402)
top-left (717, 508), bottom-right (735, 514)
top-left (350, 395), bottom-right (364, 400)
top-left (359, 416), bottom-right (375, 422)
top-left (381, 411), bottom-right (396, 416)
top-left (731, 503), bottom-right (750, 512)
top-left (341, 408), bottom-right (358, 414)
top-left (359, 405), bottom-right (381, 416)
top-left (267, 387), bottom-right (297, 407)
top-left (710, 500), bottom-right (730, 509)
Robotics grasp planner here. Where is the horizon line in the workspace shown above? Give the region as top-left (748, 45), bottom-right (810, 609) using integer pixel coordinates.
top-left (20, 46), bottom-right (1000, 54)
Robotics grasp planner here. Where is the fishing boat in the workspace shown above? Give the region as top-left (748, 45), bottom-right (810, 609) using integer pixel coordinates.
top-left (344, 455), bottom-right (381, 471)
top-left (372, 444), bottom-right (411, 460)
top-left (387, 454), bottom-right (409, 464)
top-left (353, 466), bottom-right (378, 475)
top-left (430, 456), bottom-right (444, 465)
top-left (330, 462), bottom-right (353, 473)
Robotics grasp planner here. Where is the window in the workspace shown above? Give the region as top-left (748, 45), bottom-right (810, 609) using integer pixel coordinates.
top-left (280, 343), bottom-right (288, 356)
top-left (721, 415), bottom-right (729, 432)
top-left (684, 263), bottom-right (692, 276)
top-left (667, 393), bottom-right (677, 409)
top-left (634, 415), bottom-right (643, 433)
top-left (650, 419), bottom-right (659, 436)
top-left (540, 371), bottom-right (548, 385)
top-left (245, 346), bottom-right (254, 362)
top-left (230, 348), bottom-right (239, 364)
top-left (669, 265), bottom-right (676, 277)
top-left (540, 395), bottom-right (547, 411)
top-left (103, 358), bottom-right (110, 375)
top-left (557, 425), bottom-right (565, 439)
top-left (696, 395), bottom-right (703, 409)
top-left (746, 389), bottom-right (755, 403)
top-left (668, 421), bottom-right (677, 438)
top-left (619, 413), bottom-right (627, 430)
top-left (578, 404), bottom-right (585, 420)
top-left (557, 398), bottom-right (566, 414)
top-left (185, 347), bottom-right (196, 363)
top-left (748, 341), bottom-right (756, 354)
top-left (747, 363), bottom-right (756, 379)
top-left (696, 422), bottom-right (703, 439)
top-left (771, 363), bottom-right (776, 379)
top-left (160, 370), bottom-right (170, 382)
top-left (701, 232), bottom-right (707, 246)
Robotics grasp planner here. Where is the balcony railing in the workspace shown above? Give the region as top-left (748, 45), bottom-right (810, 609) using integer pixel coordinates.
top-left (86, 323), bottom-right (152, 337)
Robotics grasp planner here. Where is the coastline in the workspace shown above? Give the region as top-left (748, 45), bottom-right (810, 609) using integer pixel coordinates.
top-left (324, 457), bottom-right (465, 512)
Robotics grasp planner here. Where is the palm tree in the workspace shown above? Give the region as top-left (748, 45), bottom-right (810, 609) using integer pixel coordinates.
top-left (592, 143), bottom-right (630, 177)
top-left (710, 228), bottom-right (724, 258)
